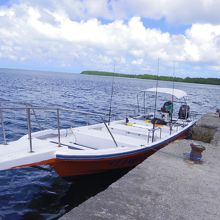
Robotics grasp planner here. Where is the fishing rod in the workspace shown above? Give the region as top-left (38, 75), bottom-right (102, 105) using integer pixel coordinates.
top-left (170, 62), bottom-right (175, 121)
top-left (108, 64), bottom-right (115, 125)
top-left (152, 58), bottom-right (160, 142)
top-left (169, 61), bottom-right (175, 134)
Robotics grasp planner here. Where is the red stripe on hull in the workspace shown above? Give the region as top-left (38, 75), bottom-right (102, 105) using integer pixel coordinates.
top-left (52, 130), bottom-right (190, 177)
top-left (53, 150), bottom-right (154, 177)
top-left (14, 159), bottom-right (56, 169)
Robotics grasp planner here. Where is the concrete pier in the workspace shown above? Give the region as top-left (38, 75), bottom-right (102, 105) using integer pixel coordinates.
top-left (60, 113), bottom-right (220, 220)
top-left (192, 112), bottom-right (220, 145)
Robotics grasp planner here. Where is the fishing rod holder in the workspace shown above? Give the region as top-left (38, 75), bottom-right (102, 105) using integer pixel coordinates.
top-left (148, 126), bottom-right (162, 143)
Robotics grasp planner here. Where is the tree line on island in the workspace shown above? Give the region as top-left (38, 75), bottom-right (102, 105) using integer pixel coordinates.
top-left (81, 71), bottom-right (220, 85)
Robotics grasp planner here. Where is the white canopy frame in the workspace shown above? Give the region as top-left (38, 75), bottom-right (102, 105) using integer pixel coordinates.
top-left (137, 87), bottom-right (187, 115)
top-left (144, 87), bottom-right (187, 99)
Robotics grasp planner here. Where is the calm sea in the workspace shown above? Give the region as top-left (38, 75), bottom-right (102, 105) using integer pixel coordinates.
top-left (0, 70), bottom-right (219, 219)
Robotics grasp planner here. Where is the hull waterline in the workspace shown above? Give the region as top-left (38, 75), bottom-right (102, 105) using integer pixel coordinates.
top-left (52, 128), bottom-right (190, 177)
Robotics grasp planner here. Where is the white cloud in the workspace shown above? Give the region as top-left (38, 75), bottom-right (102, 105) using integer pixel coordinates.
top-left (185, 24), bottom-right (220, 63)
top-left (0, 1), bottom-right (220, 76)
top-left (22, 0), bottom-right (220, 25)
top-left (132, 58), bottom-right (144, 65)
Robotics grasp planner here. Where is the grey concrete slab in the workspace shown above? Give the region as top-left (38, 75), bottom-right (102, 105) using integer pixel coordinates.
top-left (59, 139), bottom-right (220, 220)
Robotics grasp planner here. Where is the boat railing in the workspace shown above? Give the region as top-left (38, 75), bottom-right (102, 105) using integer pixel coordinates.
top-left (0, 106), bottom-right (118, 152)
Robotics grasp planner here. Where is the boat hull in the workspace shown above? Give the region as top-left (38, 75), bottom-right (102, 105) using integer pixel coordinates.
top-left (52, 127), bottom-right (191, 177)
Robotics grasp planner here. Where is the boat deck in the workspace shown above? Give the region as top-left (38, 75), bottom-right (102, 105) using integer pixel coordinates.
top-left (0, 117), bottom-right (191, 171)
top-left (0, 135), bottom-right (57, 170)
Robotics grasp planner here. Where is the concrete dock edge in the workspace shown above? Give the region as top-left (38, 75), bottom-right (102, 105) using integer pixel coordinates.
top-left (59, 113), bottom-right (220, 220)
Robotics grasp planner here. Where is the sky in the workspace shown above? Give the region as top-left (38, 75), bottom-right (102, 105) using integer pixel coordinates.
top-left (0, 0), bottom-right (220, 78)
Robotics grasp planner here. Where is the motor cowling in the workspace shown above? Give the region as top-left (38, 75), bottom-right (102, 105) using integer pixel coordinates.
top-left (178, 104), bottom-right (190, 119)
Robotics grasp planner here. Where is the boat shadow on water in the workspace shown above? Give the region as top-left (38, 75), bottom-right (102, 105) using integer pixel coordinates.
top-left (22, 167), bottom-right (134, 220)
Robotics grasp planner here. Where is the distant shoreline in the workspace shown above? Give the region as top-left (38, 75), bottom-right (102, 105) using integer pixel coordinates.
top-left (81, 71), bottom-right (220, 85)
top-left (1, 68), bottom-right (219, 85)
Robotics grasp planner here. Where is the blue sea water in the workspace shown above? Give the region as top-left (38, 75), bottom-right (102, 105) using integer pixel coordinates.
top-left (0, 70), bottom-right (219, 219)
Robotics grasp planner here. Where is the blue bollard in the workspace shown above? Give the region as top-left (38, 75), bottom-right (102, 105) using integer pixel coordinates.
top-left (190, 143), bottom-right (206, 161)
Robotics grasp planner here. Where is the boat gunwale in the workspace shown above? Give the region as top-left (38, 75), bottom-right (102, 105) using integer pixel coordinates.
top-left (55, 119), bottom-right (196, 160)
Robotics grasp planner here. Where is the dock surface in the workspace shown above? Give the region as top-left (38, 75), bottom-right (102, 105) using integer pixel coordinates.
top-left (60, 113), bottom-right (220, 220)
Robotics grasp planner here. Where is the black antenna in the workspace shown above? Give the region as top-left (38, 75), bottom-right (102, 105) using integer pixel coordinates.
top-left (152, 58), bottom-right (160, 142)
top-left (108, 63), bottom-right (115, 125)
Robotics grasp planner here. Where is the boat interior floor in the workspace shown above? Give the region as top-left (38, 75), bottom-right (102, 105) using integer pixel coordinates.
top-left (32, 117), bottom-right (188, 150)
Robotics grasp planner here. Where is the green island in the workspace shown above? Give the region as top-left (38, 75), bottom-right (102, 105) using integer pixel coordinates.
top-left (81, 70), bottom-right (220, 85)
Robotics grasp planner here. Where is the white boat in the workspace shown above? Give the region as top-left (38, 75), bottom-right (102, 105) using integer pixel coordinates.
top-left (0, 88), bottom-right (197, 177)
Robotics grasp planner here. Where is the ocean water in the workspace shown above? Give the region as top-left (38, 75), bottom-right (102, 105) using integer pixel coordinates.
top-left (0, 70), bottom-right (219, 219)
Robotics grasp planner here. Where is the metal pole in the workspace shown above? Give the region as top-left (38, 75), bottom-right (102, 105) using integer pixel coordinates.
top-left (171, 61), bottom-right (175, 122)
top-left (25, 103), bottom-right (42, 130)
top-left (57, 109), bottom-right (61, 147)
top-left (103, 122), bottom-right (118, 148)
top-left (137, 94), bottom-right (140, 114)
top-left (108, 63), bottom-right (116, 125)
top-left (0, 108), bottom-right (7, 145)
top-left (152, 58), bottom-right (160, 143)
top-left (26, 108), bottom-right (34, 153)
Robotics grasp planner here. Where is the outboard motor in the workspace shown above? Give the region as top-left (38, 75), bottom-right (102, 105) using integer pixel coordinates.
top-left (178, 104), bottom-right (190, 119)
top-left (160, 101), bottom-right (173, 122)
top-left (161, 101), bottom-right (173, 116)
